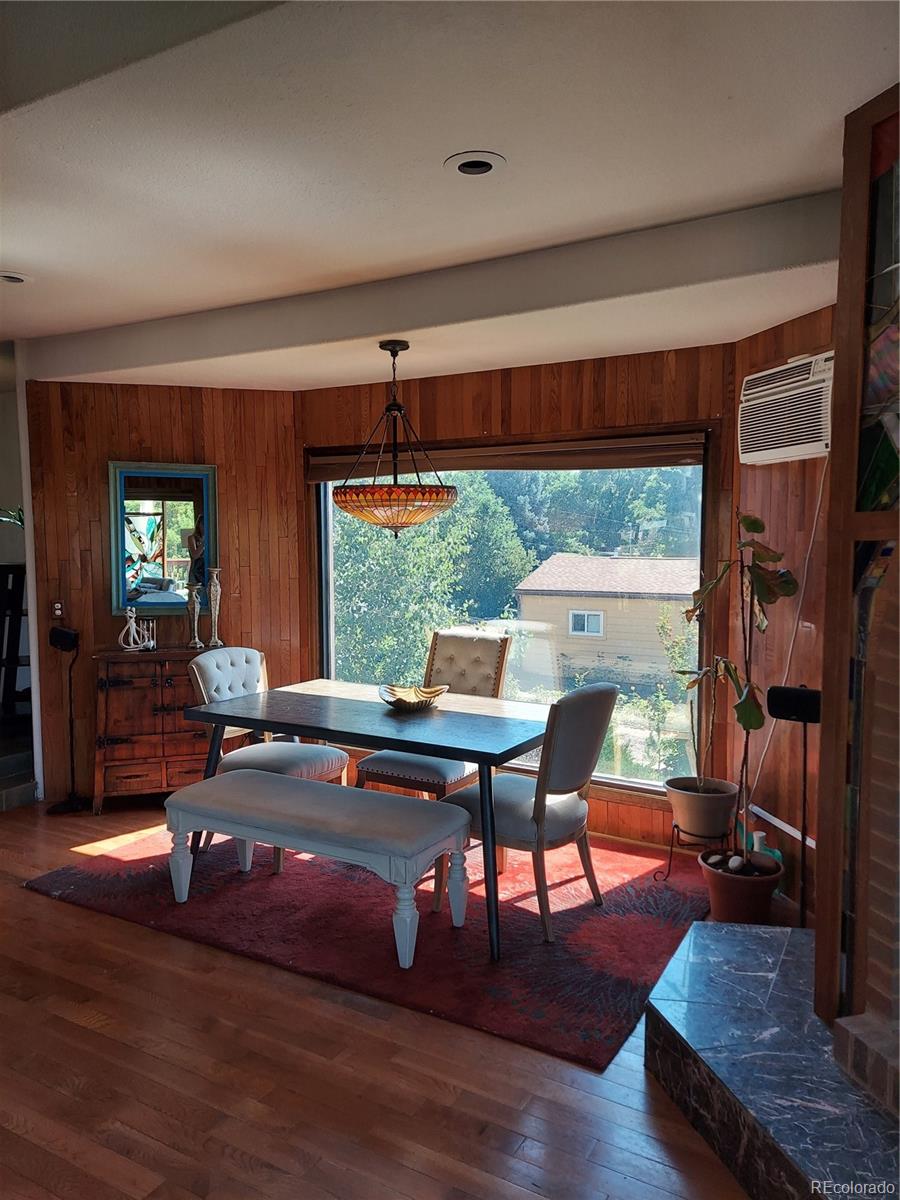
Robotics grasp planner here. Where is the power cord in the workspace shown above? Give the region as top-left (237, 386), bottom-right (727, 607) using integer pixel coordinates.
top-left (748, 453), bottom-right (830, 805)
top-left (46, 641), bottom-right (90, 815)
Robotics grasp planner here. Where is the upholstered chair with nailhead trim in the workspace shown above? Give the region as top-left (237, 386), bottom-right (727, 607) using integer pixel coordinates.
top-left (354, 628), bottom-right (511, 907)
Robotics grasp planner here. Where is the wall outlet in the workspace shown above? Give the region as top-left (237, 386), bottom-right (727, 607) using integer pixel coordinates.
top-left (51, 601), bottom-right (64, 619)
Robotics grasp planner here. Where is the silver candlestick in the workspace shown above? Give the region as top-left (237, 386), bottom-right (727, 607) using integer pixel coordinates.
top-left (207, 567), bottom-right (224, 648)
top-left (186, 584), bottom-right (205, 650)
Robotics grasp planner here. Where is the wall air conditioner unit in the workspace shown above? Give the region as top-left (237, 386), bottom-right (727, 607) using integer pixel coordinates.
top-left (738, 352), bottom-right (833, 465)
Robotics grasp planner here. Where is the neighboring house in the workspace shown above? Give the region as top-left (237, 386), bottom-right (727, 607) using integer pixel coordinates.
top-left (514, 554), bottom-right (699, 688)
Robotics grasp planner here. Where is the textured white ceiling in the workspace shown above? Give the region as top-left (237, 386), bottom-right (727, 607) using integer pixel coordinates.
top-left (1, 0), bottom-right (896, 347)
top-left (0, 1), bottom-right (278, 113)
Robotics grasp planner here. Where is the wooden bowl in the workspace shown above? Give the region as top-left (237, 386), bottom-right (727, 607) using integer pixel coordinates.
top-left (378, 684), bottom-right (449, 712)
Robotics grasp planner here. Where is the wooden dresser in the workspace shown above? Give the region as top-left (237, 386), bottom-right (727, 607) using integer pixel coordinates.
top-left (93, 648), bottom-right (209, 814)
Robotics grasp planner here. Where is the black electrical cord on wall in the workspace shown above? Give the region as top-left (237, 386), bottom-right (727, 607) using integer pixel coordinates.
top-left (46, 627), bottom-right (89, 815)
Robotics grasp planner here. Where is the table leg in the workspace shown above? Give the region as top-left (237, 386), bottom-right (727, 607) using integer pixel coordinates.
top-left (478, 764), bottom-right (501, 961)
top-left (191, 725), bottom-right (225, 857)
top-left (203, 724), bottom-right (225, 778)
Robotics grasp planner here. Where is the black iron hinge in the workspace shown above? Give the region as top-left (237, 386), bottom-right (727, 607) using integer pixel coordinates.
top-left (98, 675), bottom-right (157, 690)
top-left (96, 735), bottom-right (132, 749)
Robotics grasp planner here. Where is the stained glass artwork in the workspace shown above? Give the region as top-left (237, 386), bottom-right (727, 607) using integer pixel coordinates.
top-left (123, 512), bottom-right (163, 588)
top-left (857, 116), bottom-right (899, 513)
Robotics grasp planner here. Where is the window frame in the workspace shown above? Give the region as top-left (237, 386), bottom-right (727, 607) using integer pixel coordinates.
top-left (314, 433), bottom-right (712, 796)
top-left (568, 609), bottom-right (605, 637)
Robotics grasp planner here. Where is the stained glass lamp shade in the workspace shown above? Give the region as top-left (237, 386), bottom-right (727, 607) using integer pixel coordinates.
top-left (332, 340), bottom-right (457, 536)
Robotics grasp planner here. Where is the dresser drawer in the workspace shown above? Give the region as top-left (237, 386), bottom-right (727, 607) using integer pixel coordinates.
top-left (165, 759), bottom-right (207, 789)
top-left (100, 735), bottom-right (163, 762)
top-left (163, 731), bottom-right (210, 758)
top-left (104, 762), bottom-right (164, 794)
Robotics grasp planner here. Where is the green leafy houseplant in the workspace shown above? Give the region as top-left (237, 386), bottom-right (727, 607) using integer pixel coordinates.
top-left (0, 507), bottom-right (24, 528)
top-left (680, 511), bottom-right (798, 862)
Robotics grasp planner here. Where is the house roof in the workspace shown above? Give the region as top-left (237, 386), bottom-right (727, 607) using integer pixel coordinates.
top-left (515, 554), bottom-right (699, 599)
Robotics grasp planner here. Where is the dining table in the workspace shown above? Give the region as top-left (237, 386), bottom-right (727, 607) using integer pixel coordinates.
top-left (184, 678), bottom-right (550, 961)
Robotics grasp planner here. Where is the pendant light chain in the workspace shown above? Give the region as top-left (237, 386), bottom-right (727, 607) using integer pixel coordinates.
top-left (332, 339), bottom-right (458, 535)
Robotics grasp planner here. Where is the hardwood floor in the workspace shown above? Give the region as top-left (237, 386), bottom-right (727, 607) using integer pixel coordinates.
top-left (0, 802), bottom-right (747, 1200)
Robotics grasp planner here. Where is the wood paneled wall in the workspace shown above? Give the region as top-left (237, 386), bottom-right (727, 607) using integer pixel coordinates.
top-left (296, 347), bottom-right (732, 449)
top-left (27, 382), bottom-right (305, 805)
top-left (27, 323), bottom-right (831, 834)
top-left (732, 307), bottom-right (835, 906)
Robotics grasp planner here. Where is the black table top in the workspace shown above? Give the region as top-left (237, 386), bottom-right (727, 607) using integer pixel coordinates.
top-left (184, 679), bottom-right (548, 766)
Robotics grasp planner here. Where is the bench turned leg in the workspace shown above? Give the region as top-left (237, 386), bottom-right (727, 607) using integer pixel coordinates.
top-left (235, 839), bottom-right (254, 873)
top-left (392, 884), bottom-right (419, 969)
top-left (432, 852), bottom-right (448, 912)
top-left (273, 847), bottom-right (285, 874)
top-left (448, 850), bottom-right (469, 928)
top-left (169, 831), bottom-right (193, 903)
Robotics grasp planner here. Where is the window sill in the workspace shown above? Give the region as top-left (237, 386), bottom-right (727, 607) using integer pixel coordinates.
top-left (337, 744), bottom-right (671, 810)
top-left (500, 761), bottom-right (669, 808)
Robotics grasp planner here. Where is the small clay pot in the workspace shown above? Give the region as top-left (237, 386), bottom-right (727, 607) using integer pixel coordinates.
top-left (699, 850), bottom-right (784, 924)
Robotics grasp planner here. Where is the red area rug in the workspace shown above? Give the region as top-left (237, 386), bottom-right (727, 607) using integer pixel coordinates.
top-left (26, 830), bottom-right (707, 1072)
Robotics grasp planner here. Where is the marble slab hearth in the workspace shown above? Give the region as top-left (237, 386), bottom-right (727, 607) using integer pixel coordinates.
top-left (645, 924), bottom-right (899, 1200)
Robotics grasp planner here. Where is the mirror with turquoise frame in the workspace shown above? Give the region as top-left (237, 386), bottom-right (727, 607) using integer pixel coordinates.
top-left (109, 461), bottom-right (218, 615)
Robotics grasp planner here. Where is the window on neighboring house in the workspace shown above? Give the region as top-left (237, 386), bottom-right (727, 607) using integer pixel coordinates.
top-left (570, 610), bottom-right (604, 636)
top-left (317, 450), bottom-right (704, 788)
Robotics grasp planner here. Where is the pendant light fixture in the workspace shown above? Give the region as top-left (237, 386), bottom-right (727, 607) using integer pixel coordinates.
top-left (333, 340), bottom-right (458, 536)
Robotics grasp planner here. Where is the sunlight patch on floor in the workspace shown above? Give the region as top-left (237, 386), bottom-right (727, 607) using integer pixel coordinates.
top-left (70, 822), bottom-right (166, 857)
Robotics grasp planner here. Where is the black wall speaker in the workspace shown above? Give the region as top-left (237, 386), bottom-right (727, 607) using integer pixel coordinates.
top-left (49, 627), bottom-right (79, 653)
top-left (766, 685), bottom-right (821, 725)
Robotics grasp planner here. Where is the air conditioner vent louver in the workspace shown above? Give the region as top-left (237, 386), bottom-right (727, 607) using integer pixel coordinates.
top-left (738, 353), bottom-right (833, 465)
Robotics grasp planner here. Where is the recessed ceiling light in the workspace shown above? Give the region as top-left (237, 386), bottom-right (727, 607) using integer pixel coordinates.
top-left (0, 271), bottom-right (30, 284)
top-left (443, 150), bottom-right (507, 177)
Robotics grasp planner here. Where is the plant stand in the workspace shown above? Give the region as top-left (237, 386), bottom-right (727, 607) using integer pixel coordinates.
top-left (654, 823), bottom-right (731, 883)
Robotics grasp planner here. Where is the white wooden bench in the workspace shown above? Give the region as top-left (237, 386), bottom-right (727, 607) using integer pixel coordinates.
top-left (164, 768), bottom-right (470, 968)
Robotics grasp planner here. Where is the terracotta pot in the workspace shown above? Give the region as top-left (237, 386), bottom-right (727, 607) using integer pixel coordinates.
top-left (699, 851), bottom-right (784, 923)
top-left (665, 777), bottom-right (738, 839)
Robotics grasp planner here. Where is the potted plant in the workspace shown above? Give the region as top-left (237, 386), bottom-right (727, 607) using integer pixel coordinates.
top-left (672, 511), bottom-right (798, 923)
top-left (665, 655), bottom-right (739, 845)
top-left (0, 507), bottom-right (24, 528)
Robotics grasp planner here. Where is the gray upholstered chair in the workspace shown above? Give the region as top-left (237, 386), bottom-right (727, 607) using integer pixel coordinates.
top-left (435, 682), bottom-right (618, 942)
top-left (355, 627), bottom-right (511, 907)
top-left (188, 647), bottom-right (349, 863)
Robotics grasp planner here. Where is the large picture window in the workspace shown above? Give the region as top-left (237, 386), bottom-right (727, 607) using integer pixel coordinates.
top-left (321, 460), bottom-right (703, 787)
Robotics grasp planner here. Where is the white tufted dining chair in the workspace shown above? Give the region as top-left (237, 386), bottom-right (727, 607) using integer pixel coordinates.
top-left (354, 628), bottom-right (511, 906)
top-left (188, 648), bottom-right (349, 865)
top-left (435, 683), bottom-right (618, 942)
